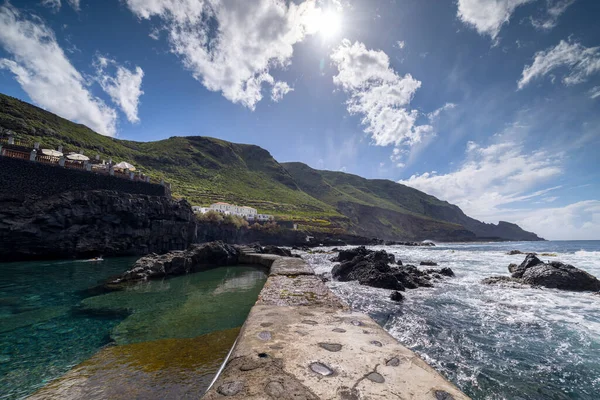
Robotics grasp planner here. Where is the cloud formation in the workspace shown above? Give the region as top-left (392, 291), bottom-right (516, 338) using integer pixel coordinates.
top-left (40, 0), bottom-right (80, 12)
top-left (457, 0), bottom-right (534, 39)
top-left (330, 39), bottom-right (431, 147)
top-left (518, 40), bottom-right (600, 89)
top-left (95, 56), bottom-right (145, 124)
top-left (400, 141), bottom-right (563, 219)
top-left (0, 4), bottom-right (117, 136)
top-left (125, 0), bottom-right (324, 110)
top-left (530, 0), bottom-right (576, 30)
top-left (271, 81), bottom-right (293, 102)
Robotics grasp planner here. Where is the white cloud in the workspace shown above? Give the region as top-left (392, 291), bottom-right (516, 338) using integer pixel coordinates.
top-left (330, 39), bottom-right (432, 147)
top-left (399, 140), bottom-right (600, 239)
top-left (515, 200), bottom-right (600, 240)
top-left (400, 141), bottom-right (562, 220)
top-left (95, 56), bottom-right (145, 124)
top-left (518, 40), bottom-right (600, 89)
top-left (456, 0), bottom-right (534, 39)
top-left (40, 0), bottom-right (80, 11)
top-left (589, 86), bottom-right (600, 99)
top-left (271, 81), bottom-right (293, 102)
top-left (0, 4), bottom-right (117, 136)
top-left (41, 0), bottom-right (61, 11)
top-left (67, 0), bottom-right (80, 11)
top-left (125, 0), bottom-right (325, 110)
top-left (395, 40), bottom-right (405, 49)
top-left (427, 102), bottom-right (456, 121)
top-left (530, 0), bottom-right (575, 30)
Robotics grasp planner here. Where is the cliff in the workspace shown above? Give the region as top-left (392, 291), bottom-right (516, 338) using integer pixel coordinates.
top-left (0, 190), bottom-right (197, 261)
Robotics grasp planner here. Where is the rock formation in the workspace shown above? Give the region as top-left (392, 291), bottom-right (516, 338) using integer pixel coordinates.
top-left (484, 253), bottom-right (600, 292)
top-left (330, 247), bottom-right (454, 291)
top-left (0, 190), bottom-right (198, 261)
top-left (109, 241), bottom-right (240, 284)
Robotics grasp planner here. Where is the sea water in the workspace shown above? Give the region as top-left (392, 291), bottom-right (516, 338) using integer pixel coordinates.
top-left (303, 241), bottom-right (600, 400)
top-left (0, 258), bottom-right (267, 399)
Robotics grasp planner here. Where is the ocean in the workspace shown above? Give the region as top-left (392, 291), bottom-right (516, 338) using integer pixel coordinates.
top-left (303, 240), bottom-right (600, 400)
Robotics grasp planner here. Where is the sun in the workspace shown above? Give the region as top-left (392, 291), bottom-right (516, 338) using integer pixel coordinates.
top-left (306, 9), bottom-right (342, 40)
top-left (318, 10), bottom-right (342, 39)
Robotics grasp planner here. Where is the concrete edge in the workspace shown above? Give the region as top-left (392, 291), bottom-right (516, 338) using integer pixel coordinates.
top-left (203, 253), bottom-right (471, 399)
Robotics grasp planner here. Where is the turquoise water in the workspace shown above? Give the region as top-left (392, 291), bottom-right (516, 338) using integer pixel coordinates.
top-left (0, 258), bottom-right (267, 399)
top-left (305, 240), bottom-right (600, 400)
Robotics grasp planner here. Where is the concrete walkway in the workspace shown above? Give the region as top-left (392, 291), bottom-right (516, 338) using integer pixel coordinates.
top-left (203, 253), bottom-right (470, 400)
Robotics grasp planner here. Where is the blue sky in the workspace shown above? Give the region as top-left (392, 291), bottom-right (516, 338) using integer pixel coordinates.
top-left (0, 0), bottom-right (599, 240)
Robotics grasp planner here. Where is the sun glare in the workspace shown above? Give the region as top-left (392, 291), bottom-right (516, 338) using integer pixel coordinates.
top-left (306, 9), bottom-right (342, 40)
top-left (318, 10), bottom-right (342, 39)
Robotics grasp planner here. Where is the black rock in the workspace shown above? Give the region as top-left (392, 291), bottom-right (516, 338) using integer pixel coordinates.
top-left (110, 241), bottom-right (240, 284)
top-left (331, 247), bottom-right (454, 291)
top-left (500, 254), bottom-right (600, 292)
top-left (420, 260), bottom-right (438, 266)
top-left (390, 291), bottom-right (404, 302)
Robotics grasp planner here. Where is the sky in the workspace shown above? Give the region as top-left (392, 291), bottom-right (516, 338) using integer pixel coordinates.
top-left (0, 0), bottom-right (599, 240)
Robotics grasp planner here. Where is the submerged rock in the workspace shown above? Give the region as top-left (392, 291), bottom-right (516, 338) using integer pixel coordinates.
top-left (110, 241), bottom-right (240, 284)
top-left (330, 247), bottom-right (454, 292)
top-left (485, 254), bottom-right (600, 292)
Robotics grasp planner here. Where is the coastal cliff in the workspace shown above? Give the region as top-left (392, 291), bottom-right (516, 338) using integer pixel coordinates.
top-left (0, 190), bottom-right (197, 261)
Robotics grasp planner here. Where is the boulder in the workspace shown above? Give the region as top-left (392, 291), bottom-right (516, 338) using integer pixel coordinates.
top-left (331, 247), bottom-right (453, 292)
top-left (390, 291), bottom-right (404, 302)
top-left (260, 245), bottom-right (293, 257)
top-left (110, 241), bottom-right (240, 284)
top-left (420, 260), bottom-right (438, 266)
top-left (486, 254), bottom-right (600, 292)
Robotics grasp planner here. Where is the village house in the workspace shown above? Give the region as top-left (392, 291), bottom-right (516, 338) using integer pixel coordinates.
top-left (192, 202), bottom-right (273, 221)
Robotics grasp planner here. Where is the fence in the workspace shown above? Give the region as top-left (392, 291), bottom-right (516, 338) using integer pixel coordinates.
top-left (0, 136), bottom-right (168, 187)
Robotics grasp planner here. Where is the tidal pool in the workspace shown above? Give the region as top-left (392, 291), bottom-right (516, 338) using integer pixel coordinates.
top-left (0, 258), bottom-right (267, 399)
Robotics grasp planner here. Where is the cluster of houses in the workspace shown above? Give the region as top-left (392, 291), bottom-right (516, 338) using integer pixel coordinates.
top-left (193, 202), bottom-right (273, 222)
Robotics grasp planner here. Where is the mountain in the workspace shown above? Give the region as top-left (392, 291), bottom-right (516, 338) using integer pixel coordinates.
top-left (281, 162), bottom-right (543, 241)
top-left (0, 93), bottom-right (543, 241)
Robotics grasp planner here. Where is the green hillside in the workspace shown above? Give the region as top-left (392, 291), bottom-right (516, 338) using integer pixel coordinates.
top-left (0, 93), bottom-right (543, 241)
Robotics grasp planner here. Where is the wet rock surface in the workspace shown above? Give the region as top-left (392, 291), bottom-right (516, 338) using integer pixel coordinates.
top-left (485, 253), bottom-right (600, 292)
top-left (109, 241), bottom-right (240, 284)
top-left (330, 247), bottom-right (455, 292)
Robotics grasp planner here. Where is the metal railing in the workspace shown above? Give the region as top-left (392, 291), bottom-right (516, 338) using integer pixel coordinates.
top-left (0, 136), bottom-right (168, 187)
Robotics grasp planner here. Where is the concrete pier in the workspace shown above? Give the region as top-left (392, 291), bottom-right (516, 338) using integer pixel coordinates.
top-left (203, 252), bottom-right (470, 400)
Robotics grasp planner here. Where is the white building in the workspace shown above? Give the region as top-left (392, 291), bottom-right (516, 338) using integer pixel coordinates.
top-left (193, 202), bottom-right (273, 221)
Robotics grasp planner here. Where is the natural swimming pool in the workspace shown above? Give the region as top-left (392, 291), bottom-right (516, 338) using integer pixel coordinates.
top-left (0, 258), bottom-right (267, 399)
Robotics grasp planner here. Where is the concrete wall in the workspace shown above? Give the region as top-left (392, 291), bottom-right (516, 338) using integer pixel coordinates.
top-left (0, 156), bottom-right (167, 198)
top-left (203, 252), bottom-right (471, 400)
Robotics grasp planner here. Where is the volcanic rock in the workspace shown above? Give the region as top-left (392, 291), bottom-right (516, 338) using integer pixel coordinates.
top-left (110, 241), bottom-right (240, 284)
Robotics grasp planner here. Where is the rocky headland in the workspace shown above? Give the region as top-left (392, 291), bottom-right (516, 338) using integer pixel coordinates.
top-left (483, 253), bottom-right (600, 292)
top-left (330, 246), bottom-right (454, 294)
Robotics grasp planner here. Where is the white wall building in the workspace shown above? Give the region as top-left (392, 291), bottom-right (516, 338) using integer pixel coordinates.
top-left (193, 202), bottom-right (273, 221)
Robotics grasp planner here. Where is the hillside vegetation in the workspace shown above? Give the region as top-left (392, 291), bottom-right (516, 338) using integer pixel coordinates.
top-left (0, 93), bottom-right (542, 241)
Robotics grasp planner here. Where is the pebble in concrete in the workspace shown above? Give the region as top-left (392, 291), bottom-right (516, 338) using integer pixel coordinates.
top-left (435, 390), bottom-right (456, 400)
top-left (318, 343), bottom-right (342, 352)
top-left (257, 331), bottom-right (272, 341)
top-left (260, 322), bottom-right (273, 327)
top-left (217, 381), bottom-right (244, 396)
top-left (370, 340), bottom-right (383, 347)
top-left (386, 357), bottom-right (401, 367)
top-left (338, 387), bottom-right (360, 400)
top-left (265, 381), bottom-right (285, 397)
top-left (309, 362), bottom-right (334, 376)
top-left (351, 320), bottom-right (362, 326)
top-left (332, 328), bottom-right (346, 333)
top-left (302, 320), bottom-right (318, 325)
top-left (366, 372), bottom-right (385, 383)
